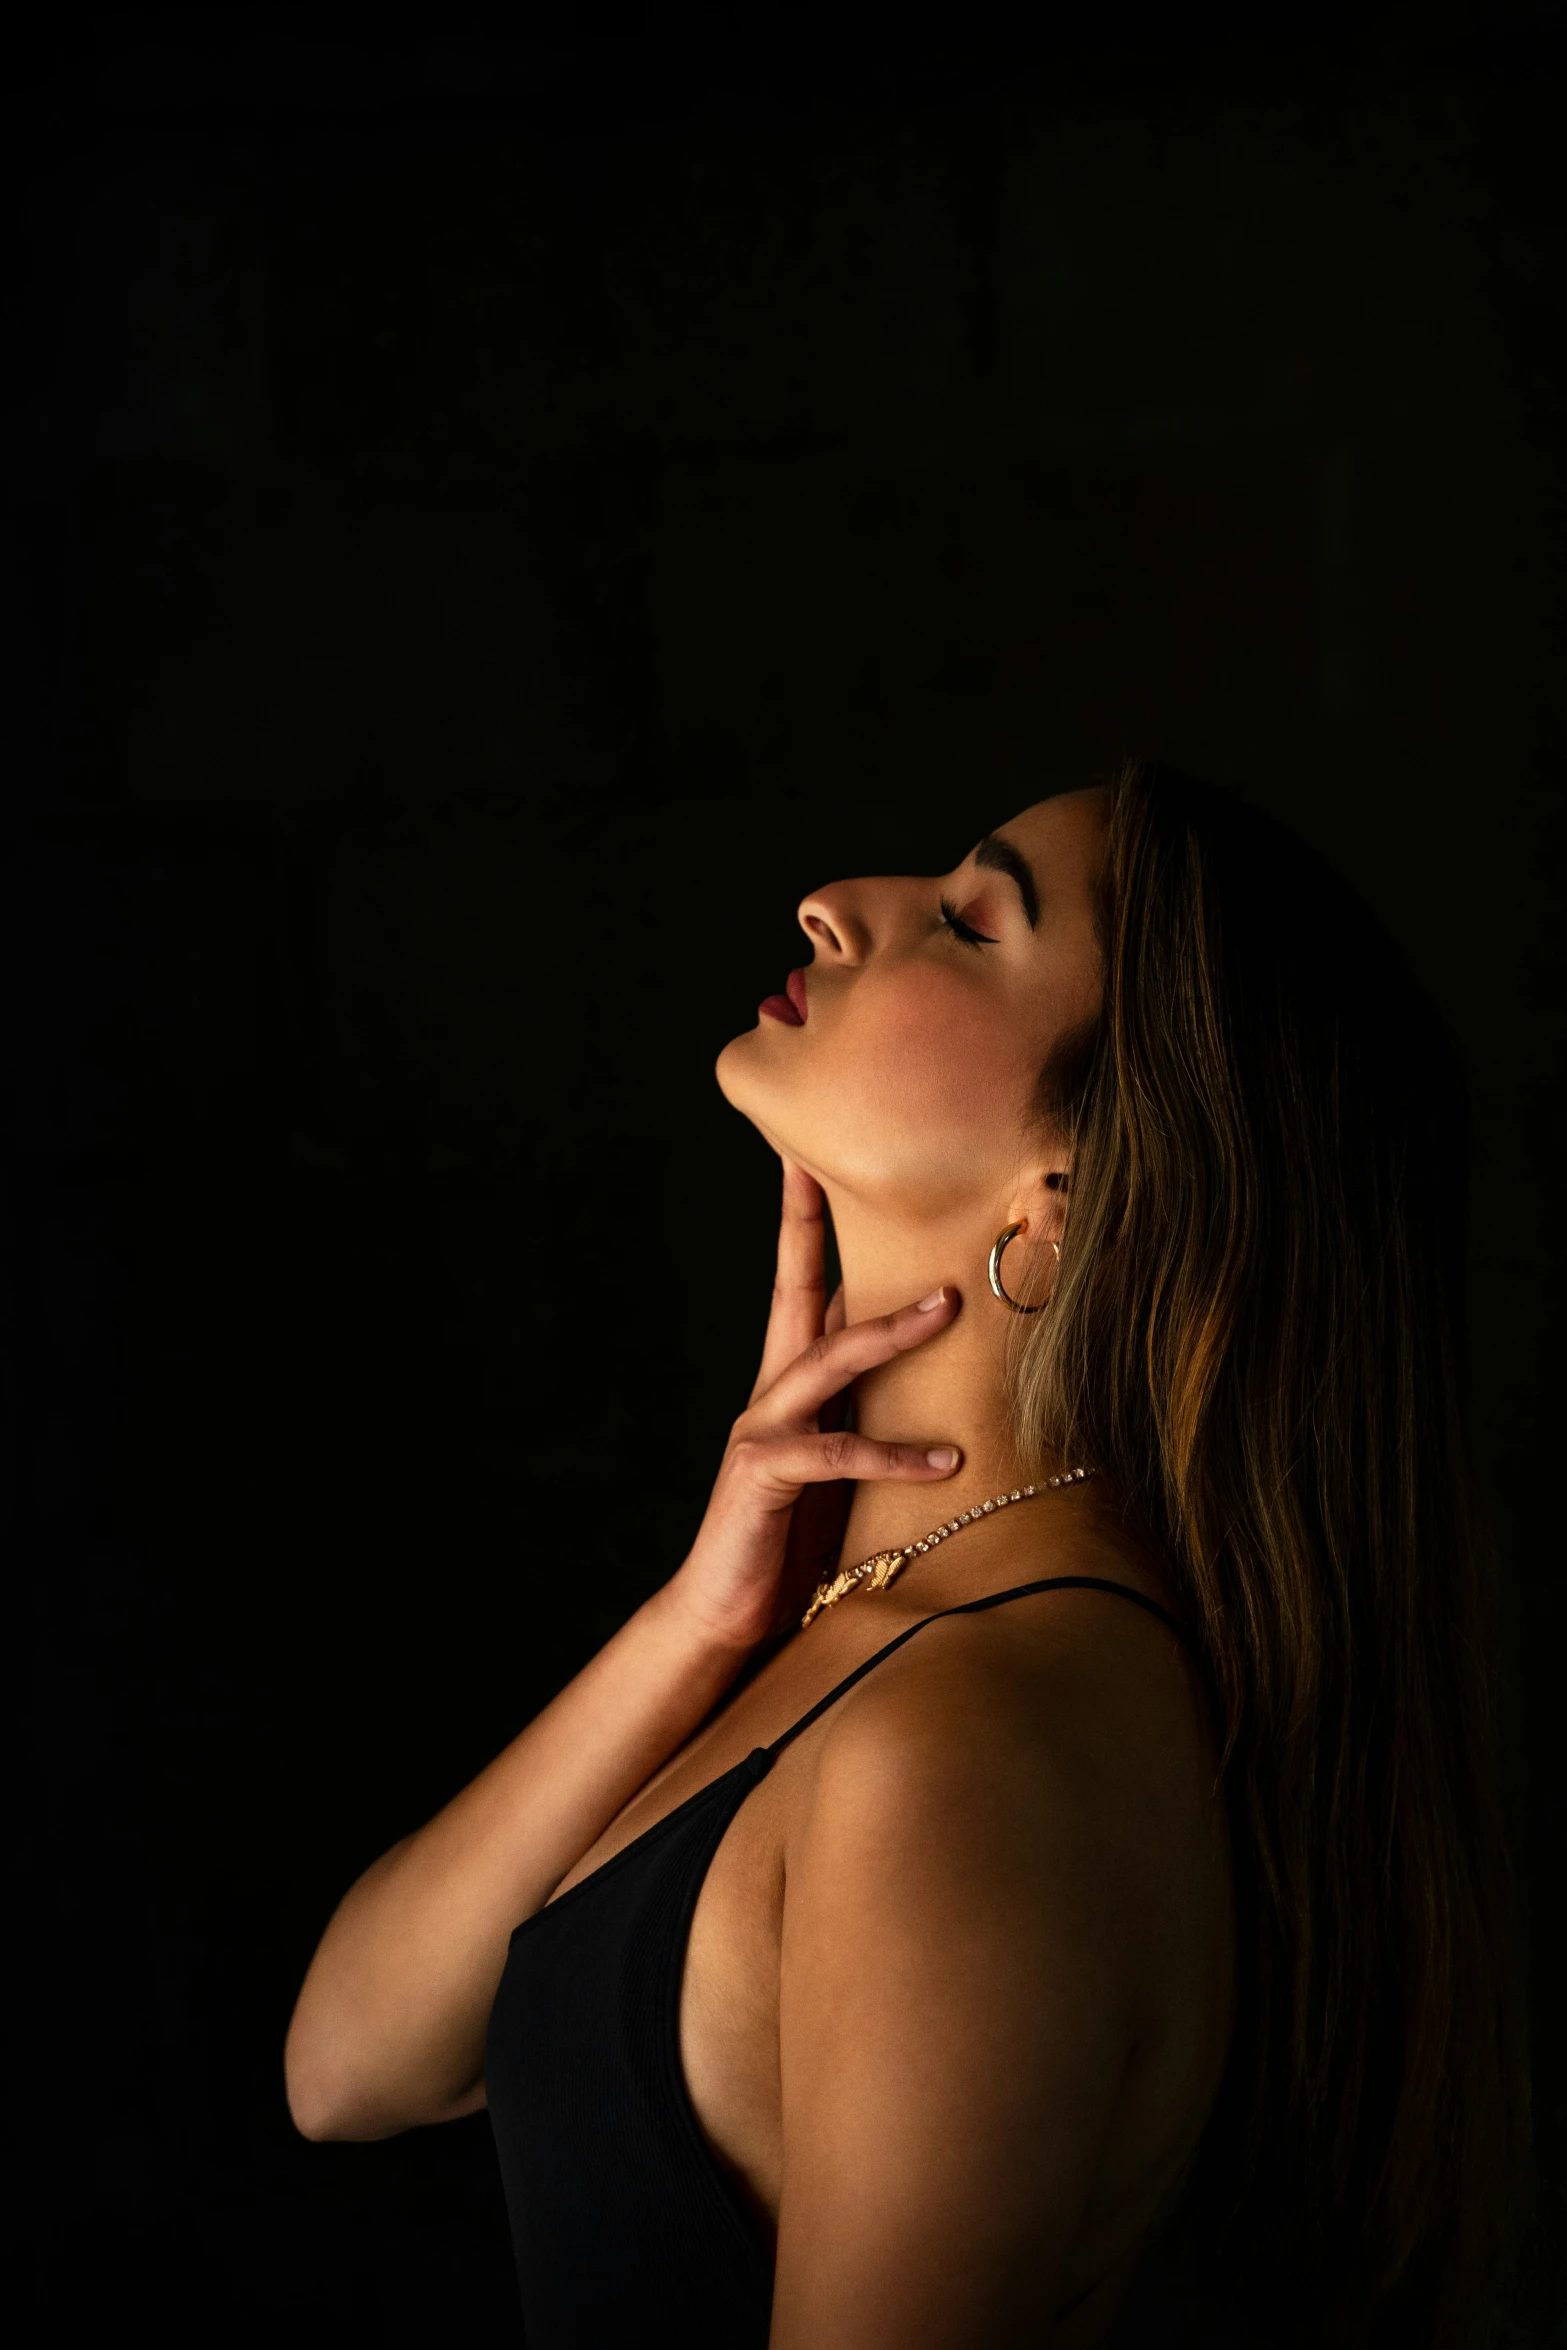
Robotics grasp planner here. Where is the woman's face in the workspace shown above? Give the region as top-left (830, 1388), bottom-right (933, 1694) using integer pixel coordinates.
top-left (716, 788), bottom-right (1108, 1223)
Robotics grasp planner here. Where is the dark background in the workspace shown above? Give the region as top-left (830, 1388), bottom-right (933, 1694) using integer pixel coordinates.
top-left (11, 8), bottom-right (1564, 2341)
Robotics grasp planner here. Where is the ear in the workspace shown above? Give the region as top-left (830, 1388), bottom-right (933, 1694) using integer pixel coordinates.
top-left (1003, 1161), bottom-right (1070, 1261)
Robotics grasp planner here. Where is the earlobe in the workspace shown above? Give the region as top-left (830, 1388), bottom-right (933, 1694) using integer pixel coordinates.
top-left (1036, 1167), bottom-right (1072, 1256)
top-left (1014, 1168), bottom-right (1070, 1239)
top-left (991, 1163), bottom-right (1070, 1312)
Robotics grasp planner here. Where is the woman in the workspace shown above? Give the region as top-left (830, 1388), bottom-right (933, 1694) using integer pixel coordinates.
top-left (286, 764), bottom-right (1526, 2345)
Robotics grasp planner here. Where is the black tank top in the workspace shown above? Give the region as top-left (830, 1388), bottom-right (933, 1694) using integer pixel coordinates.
top-left (485, 1576), bottom-right (1192, 2348)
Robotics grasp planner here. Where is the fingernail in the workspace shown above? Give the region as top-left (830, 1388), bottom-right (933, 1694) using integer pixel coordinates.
top-left (926, 1446), bottom-right (959, 1470)
top-left (916, 1287), bottom-right (947, 1311)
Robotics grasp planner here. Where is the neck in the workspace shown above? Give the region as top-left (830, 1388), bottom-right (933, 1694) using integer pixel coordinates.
top-left (825, 1189), bottom-right (1038, 1565)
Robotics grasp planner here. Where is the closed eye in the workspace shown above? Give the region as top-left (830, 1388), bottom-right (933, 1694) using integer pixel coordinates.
top-left (938, 895), bottom-right (998, 947)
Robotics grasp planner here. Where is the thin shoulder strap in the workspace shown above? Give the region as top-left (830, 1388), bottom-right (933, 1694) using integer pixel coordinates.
top-left (766, 1577), bottom-right (1193, 1759)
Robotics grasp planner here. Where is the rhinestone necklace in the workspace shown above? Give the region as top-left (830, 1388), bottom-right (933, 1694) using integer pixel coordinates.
top-left (800, 1465), bottom-right (1097, 1629)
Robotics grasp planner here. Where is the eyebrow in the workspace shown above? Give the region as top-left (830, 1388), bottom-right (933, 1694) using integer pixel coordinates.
top-left (973, 833), bottom-right (1039, 928)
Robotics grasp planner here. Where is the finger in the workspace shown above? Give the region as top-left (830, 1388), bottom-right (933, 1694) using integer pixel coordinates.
top-left (750, 1161), bottom-right (828, 1402)
top-left (816, 1287), bottom-right (851, 1431)
top-left (750, 1286), bottom-right (962, 1427)
top-left (734, 1428), bottom-right (963, 1498)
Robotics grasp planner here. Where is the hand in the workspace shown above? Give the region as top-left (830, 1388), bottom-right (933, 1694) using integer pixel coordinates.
top-left (666, 1163), bottom-right (963, 1653)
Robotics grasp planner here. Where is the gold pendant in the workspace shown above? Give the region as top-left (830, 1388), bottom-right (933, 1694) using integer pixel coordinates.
top-left (800, 1548), bottom-right (907, 1628)
top-left (862, 1550), bottom-right (906, 1592)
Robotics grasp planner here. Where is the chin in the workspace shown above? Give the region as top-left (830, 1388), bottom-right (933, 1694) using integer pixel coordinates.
top-left (714, 1030), bottom-right (797, 1156)
top-left (715, 1027), bottom-right (766, 1115)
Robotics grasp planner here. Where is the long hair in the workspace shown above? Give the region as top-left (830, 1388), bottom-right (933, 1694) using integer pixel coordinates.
top-left (1013, 762), bottom-right (1529, 2342)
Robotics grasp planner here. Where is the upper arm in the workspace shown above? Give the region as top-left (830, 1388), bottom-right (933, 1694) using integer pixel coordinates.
top-left (770, 1645), bottom-right (1156, 2349)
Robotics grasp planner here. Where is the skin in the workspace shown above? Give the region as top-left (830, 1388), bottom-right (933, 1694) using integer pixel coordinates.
top-left (285, 788), bottom-right (1234, 2346)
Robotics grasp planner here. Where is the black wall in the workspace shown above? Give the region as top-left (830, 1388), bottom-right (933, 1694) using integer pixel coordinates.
top-left (13, 13), bottom-right (1564, 2342)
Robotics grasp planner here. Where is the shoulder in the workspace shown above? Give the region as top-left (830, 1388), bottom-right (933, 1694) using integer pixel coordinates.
top-left (787, 1576), bottom-right (1224, 2002)
top-left (767, 1566), bottom-right (1232, 2337)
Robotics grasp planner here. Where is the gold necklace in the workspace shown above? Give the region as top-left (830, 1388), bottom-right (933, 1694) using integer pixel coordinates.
top-left (800, 1466), bottom-right (1096, 1628)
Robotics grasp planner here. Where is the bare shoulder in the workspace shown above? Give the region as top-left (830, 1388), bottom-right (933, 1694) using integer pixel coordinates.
top-left (789, 1547), bottom-right (1229, 2015)
top-left (771, 1540), bottom-right (1233, 2342)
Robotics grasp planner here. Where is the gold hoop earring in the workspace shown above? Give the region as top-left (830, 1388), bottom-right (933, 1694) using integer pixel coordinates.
top-left (987, 1221), bottom-right (1059, 1315)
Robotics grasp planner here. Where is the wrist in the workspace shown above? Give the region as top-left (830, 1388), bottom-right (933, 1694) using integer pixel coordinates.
top-left (649, 1562), bottom-right (770, 1670)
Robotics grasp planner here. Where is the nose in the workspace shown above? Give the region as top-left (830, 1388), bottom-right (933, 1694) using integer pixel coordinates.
top-left (796, 879), bottom-right (874, 964)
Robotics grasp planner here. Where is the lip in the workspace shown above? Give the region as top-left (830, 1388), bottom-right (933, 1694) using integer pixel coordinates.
top-left (759, 967), bottom-right (809, 1028)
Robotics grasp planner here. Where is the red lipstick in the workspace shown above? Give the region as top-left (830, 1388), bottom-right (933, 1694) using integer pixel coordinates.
top-left (760, 967), bottom-right (809, 1027)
